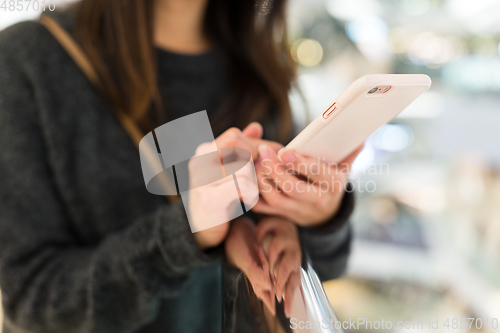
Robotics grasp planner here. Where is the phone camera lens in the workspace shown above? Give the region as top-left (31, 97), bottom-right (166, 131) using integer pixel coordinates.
top-left (368, 87), bottom-right (378, 94)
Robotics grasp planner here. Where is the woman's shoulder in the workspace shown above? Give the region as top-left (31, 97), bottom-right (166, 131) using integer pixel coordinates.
top-left (0, 21), bottom-right (55, 93)
top-left (0, 20), bottom-right (49, 60)
top-left (0, 8), bottom-right (76, 69)
top-left (0, 19), bottom-right (69, 86)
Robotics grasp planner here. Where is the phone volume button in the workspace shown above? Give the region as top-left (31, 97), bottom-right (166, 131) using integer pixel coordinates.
top-left (322, 102), bottom-right (338, 119)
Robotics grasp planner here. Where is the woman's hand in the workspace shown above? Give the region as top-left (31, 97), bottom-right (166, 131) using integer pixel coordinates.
top-left (256, 217), bottom-right (302, 318)
top-left (192, 123), bottom-right (283, 250)
top-left (224, 217), bottom-right (275, 315)
top-left (252, 145), bottom-right (363, 227)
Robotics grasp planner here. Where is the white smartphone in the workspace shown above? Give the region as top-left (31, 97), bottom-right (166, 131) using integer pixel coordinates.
top-left (286, 74), bottom-right (431, 163)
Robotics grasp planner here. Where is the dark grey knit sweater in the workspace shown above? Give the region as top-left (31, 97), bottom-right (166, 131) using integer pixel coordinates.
top-left (0, 9), bottom-right (353, 333)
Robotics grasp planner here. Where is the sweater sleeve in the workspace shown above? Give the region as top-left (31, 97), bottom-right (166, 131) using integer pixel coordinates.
top-left (0, 33), bottom-right (220, 333)
top-left (297, 185), bottom-right (354, 281)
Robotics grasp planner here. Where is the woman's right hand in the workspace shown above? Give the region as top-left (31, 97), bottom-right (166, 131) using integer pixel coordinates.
top-left (192, 123), bottom-right (283, 250)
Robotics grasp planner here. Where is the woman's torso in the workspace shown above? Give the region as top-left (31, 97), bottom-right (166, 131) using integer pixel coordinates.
top-left (0, 10), bottom-right (235, 333)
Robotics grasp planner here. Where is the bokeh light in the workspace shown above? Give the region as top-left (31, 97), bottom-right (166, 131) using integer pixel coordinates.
top-left (345, 15), bottom-right (391, 63)
top-left (345, 15), bottom-right (388, 45)
top-left (373, 124), bottom-right (414, 153)
top-left (291, 38), bottom-right (324, 67)
top-left (407, 33), bottom-right (464, 67)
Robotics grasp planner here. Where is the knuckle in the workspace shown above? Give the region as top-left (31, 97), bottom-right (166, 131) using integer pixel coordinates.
top-left (195, 142), bottom-right (210, 155)
top-left (266, 193), bottom-right (281, 206)
top-left (316, 196), bottom-right (330, 209)
top-left (284, 183), bottom-right (298, 196)
top-left (292, 251), bottom-right (301, 265)
top-left (218, 128), bottom-right (242, 147)
top-left (295, 181), bottom-right (306, 194)
top-left (226, 127), bottom-right (242, 139)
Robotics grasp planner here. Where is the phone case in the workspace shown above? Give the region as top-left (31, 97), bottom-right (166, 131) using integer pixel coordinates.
top-left (286, 74), bottom-right (431, 163)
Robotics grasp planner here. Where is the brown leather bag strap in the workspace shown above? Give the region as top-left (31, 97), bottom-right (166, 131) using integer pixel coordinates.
top-left (40, 15), bottom-right (101, 89)
top-left (40, 14), bottom-right (178, 201)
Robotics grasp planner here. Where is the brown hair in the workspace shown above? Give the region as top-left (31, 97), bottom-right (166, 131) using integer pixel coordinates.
top-left (75, 0), bottom-right (295, 142)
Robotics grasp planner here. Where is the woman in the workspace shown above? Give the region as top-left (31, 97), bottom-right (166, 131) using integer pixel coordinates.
top-left (0, 0), bottom-right (356, 332)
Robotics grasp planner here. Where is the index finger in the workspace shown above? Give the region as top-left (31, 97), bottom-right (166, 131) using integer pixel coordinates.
top-left (276, 148), bottom-right (349, 182)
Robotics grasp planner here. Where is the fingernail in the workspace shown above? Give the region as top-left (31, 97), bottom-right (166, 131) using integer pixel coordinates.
top-left (278, 148), bottom-right (295, 164)
top-left (258, 144), bottom-right (270, 160)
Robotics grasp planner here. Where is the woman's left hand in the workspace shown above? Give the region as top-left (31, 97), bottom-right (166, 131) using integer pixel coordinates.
top-left (252, 145), bottom-right (363, 227)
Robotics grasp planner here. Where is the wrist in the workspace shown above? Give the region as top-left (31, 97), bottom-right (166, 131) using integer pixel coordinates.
top-left (299, 206), bottom-right (341, 228)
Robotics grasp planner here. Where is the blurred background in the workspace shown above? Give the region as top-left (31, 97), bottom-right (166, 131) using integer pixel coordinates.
top-left (283, 0), bottom-right (500, 332)
top-left (1, 0), bottom-right (500, 332)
